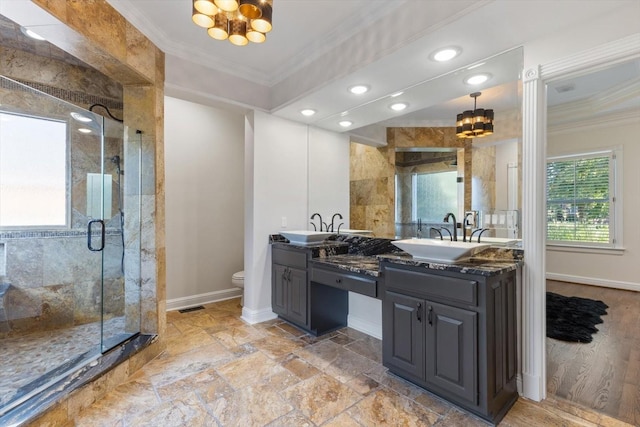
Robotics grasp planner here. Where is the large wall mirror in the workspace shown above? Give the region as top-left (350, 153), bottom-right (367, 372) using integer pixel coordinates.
top-left (348, 47), bottom-right (523, 239)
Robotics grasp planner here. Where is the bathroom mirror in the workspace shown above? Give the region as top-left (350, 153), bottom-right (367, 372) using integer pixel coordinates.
top-left (348, 47), bottom-right (524, 238)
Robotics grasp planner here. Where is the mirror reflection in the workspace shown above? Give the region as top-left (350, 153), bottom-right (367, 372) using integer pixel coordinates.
top-left (348, 48), bottom-right (523, 241)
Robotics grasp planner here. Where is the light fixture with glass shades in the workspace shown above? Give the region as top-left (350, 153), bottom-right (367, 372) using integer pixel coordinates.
top-left (192, 0), bottom-right (273, 46)
top-left (456, 92), bottom-right (494, 139)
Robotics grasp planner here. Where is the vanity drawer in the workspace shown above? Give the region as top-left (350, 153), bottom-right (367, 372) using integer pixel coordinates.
top-left (272, 247), bottom-right (307, 269)
top-left (384, 266), bottom-right (477, 306)
top-left (311, 267), bottom-right (377, 298)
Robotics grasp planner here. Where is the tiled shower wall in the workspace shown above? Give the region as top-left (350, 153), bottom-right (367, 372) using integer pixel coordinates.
top-left (0, 232), bottom-right (124, 337)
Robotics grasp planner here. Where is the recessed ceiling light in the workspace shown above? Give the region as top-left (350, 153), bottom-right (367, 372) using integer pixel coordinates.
top-left (20, 27), bottom-right (46, 41)
top-left (78, 128), bottom-right (92, 134)
top-left (465, 73), bottom-right (491, 85)
top-left (390, 102), bottom-right (408, 111)
top-left (70, 112), bottom-right (92, 123)
top-left (348, 85), bottom-right (369, 95)
top-left (339, 120), bottom-right (353, 127)
top-left (430, 47), bottom-right (461, 62)
top-left (390, 92), bottom-right (404, 98)
top-left (300, 109), bottom-right (316, 117)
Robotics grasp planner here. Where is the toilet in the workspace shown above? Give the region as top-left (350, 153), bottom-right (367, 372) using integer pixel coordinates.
top-left (232, 270), bottom-right (244, 305)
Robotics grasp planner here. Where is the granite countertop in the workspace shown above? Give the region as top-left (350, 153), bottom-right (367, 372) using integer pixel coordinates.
top-left (309, 254), bottom-right (382, 277)
top-left (271, 241), bottom-right (349, 258)
top-left (379, 246), bottom-right (523, 277)
top-left (271, 233), bottom-right (523, 277)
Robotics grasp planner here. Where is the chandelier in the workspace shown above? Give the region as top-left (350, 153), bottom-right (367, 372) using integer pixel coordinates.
top-left (455, 92), bottom-right (494, 139)
top-left (192, 0), bottom-right (273, 46)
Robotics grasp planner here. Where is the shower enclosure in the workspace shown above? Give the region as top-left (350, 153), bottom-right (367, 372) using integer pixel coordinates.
top-left (0, 76), bottom-right (142, 414)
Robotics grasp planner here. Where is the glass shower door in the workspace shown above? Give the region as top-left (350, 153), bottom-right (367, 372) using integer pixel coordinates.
top-left (0, 76), bottom-right (142, 415)
top-left (100, 118), bottom-right (141, 353)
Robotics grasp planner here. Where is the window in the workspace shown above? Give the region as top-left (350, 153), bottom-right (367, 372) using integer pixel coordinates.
top-left (0, 112), bottom-right (67, 228)
top-left (412, 171), bottom-right (458, 222)
top-left (546, 149), bottom-right (620, 246)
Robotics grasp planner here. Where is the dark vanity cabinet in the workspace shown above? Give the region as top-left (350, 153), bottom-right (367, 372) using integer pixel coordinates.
top-left (272, 246), bottom-right (309, 327)
top-left (381, 261), bottom-right (518, 425)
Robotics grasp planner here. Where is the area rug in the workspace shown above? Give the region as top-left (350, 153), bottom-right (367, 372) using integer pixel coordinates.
top-left (546, 292), bottom-right (608, 343)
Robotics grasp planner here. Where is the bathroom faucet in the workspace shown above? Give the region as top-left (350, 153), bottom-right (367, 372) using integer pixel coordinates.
top-left (476, 228), bottom-right (489, 243)
top-left (429, 227), bottom-right (443, 240)
top-left (440, 227), bottom-right (453, 241)
top-left (310, 213), bottom-right (323, 231)
top-left (462, 212), bottom-right (475, 242)
top-left (443, 213), bottom-right (458, 241)
top-left (330, 213), bottom-right (343, 232)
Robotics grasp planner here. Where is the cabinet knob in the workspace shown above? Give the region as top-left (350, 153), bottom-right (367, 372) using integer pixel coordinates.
top-left (336, 278), bottom-right (342, 284)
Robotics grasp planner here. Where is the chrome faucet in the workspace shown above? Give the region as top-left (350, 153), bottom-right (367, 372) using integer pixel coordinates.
top-left (330, 213), bottom-right (343, 232)
top-left (310, 213), bottom-right (323, 231)
top-left (443, 213), bottom-right (458, 241)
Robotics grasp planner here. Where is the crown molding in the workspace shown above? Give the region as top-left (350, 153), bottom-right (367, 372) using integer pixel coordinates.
top-left (548, 107), bottom-right (640, 135)
top-left (540, 33), bottom-right (640, 81)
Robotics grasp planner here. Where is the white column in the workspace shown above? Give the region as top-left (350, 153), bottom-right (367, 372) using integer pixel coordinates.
top-left (520, 66), bottom-right (547, 401)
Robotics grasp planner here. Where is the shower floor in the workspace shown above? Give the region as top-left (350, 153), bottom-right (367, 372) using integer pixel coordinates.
top-left (0, 317), bottom-right (132, 411)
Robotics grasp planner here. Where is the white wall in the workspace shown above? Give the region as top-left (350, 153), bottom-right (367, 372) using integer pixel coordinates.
top-left (164, 96), bottom-right (245, 308)
top-left (242, 112), bottom-right (351, 323)
top-left (546, 120), bottom-right (640, 290)
top-left (308, 126), bottom-right (350, 231)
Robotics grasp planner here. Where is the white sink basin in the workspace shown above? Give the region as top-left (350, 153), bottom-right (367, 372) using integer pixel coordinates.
top-left (475, 237), bottom-right (520, 245)
top-left (392, 238), bottom-right (490, 262)
top-left (280, 230), bottom-right (333, 245)
top-left (337, 229), bottom-right (373, 236)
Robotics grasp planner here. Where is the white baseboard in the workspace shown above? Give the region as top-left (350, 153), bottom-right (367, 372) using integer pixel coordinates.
top-left (241, 306), bottom-right (277, 324)
top-left (522, 372), bottom-right (545, 402)
top-left (546, 272), bottom-right (640, 292)
top-left (166, 288), bottom-right (242, 312)
top-left (347, 314), bottom-right (382, 340)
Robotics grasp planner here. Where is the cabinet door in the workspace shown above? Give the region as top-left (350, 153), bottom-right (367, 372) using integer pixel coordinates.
top-left (383, 291), bottom-right (425, 380)
top-left (272, 264), bottom-right (288, 316)
top-left (287, 267), bottom-right (308, 326)
top-left (425, 301), bottom-right (477, 405)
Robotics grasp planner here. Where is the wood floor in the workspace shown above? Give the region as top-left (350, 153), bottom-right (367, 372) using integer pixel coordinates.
top-left (546, 280), bottom-right (640, 426)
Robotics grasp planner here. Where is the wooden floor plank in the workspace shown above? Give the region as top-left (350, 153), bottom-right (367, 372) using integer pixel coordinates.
top-left (546, 280), bottom-right (640, 426)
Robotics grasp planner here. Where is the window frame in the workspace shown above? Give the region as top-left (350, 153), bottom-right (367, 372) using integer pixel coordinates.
top-left (0, 111), bottom-right (71, 231)
top-left (546, 146), bottom-right (623, 250)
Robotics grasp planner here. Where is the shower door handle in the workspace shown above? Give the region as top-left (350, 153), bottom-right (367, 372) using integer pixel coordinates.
top-left (87, 219), bottom-right (105, 252)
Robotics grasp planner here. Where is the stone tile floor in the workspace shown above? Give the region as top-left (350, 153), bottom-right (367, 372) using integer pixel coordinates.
top-left (67, 298), bottom-right (633, 426)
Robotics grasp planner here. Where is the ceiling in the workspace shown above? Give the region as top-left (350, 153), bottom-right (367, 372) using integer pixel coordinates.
top-left (5, 1), bottom-right (638, 143)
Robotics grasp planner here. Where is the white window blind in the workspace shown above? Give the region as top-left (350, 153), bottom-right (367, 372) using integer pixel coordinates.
top-left (546, 150), bottom-right (616, 245)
